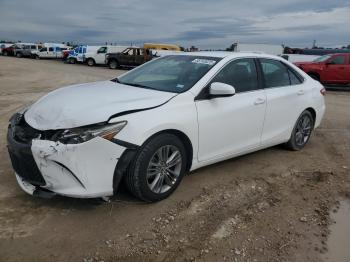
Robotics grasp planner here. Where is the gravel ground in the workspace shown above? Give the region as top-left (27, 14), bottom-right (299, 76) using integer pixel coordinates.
top-left (0, 56), bottom-right (349, 262)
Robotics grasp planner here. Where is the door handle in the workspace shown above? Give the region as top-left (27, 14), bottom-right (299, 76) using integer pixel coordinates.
top-left (254, 98), bottom-right (265, 105)
top-left (297, 90), bottom-right (305, 95)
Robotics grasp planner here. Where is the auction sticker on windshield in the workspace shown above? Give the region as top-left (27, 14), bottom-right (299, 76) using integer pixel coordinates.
top-left (192, 59), bottom-right (216, 66)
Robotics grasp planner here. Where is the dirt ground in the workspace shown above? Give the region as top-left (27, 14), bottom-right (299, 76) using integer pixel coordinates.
top-left (0, 56), bottom-right (349, 262)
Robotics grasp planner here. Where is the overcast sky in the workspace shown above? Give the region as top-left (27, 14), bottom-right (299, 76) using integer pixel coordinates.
top-left (0, 0), bottom-right (349, 49)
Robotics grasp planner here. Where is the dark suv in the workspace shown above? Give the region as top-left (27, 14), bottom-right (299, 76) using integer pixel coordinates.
top-left (14, 44), bottom-right (42, 58)
top-left (105, 47), bottom-right (152, 69)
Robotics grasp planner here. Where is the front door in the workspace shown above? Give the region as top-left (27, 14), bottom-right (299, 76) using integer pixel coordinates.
top-left (323, 54), bottom-right (348, 83)
top-left (95, 46), bottom-right (107, 64)
top-left (196, 58), bottom-right (266, 162)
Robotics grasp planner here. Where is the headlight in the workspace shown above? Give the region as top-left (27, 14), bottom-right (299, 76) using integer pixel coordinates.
top-left (56, 121), bottom-right (127, 144)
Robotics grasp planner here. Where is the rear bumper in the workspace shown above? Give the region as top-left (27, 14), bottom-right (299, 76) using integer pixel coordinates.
top-left (315, 104), bottom-right (326, 129)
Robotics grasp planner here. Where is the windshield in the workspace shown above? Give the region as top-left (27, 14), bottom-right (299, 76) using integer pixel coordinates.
top-left (313, 55), bottom-right (331, 62)
top-left (117, 55), bottom-right (221, 93)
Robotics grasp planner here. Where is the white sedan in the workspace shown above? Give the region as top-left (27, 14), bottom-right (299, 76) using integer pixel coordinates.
top-left (7, 52), bottom-right (326, 201)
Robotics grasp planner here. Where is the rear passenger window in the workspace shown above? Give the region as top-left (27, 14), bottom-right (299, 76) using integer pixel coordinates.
top-left (260, 59), bottom-right (290, 88)
top-left (49, 47), bottom-right (54, 51)
top-left (288, 69), bottom-right (302, 85)
top-left (210, 58), bottom-right (259, 93)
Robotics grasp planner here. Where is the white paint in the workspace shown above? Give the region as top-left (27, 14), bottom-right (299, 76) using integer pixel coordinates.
top-left (16, 52), bottom-right (325, 198)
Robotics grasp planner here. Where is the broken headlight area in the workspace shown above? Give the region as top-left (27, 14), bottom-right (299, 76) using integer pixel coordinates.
top-left (53, 121), bottom-right (127, 144)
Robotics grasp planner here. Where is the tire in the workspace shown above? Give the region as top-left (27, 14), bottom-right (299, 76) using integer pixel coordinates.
top-left (125, 134), bottom-right (187, 202)
top-left (3, 51), bottom-right (8, 56)
top-left (69, 58), bottom-right (76, 64)
top-left (108, 59), bottom-right (119, 69)
top-left (87, 58), bottom-right (95, 66)
top-left (285, 110), bottom-right (314, 151)
top-left (16, 52), bottom-right (22, 58)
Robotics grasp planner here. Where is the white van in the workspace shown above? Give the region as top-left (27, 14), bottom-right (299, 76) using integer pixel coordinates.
top-left (84, 46), bottom-right (130, 66)
top-left (36, 46), bottom-right (63, 59)
top-left (67, 45), bottom-right (101, 64)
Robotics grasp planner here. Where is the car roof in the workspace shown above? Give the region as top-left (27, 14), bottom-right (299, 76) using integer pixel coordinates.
top-left (176, 51), bottom-right (280, 59)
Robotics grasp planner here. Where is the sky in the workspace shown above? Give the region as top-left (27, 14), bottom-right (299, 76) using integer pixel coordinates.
top-left (0, 0), bottom-right (349, 49)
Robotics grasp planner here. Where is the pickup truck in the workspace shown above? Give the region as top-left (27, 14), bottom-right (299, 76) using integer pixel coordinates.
top-left (105, 47), bottom-right (152, 69)
top-left (295, 53), bottom-right (350, 85)
top-left (84, 45), bottom-right (129, 66)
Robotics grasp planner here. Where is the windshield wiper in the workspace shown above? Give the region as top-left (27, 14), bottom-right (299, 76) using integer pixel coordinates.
top-left (119, 82), bottom-right (157, 91)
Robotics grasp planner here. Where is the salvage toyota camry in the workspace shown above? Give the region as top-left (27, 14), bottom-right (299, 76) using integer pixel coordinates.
top-left (7, 52), bottom-right (326, 201)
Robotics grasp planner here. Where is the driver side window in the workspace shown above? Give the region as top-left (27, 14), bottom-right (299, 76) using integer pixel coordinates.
top-left (210, 58), bottom-right (259, 93)
top-left (328, 55), bottom-right (346, 65)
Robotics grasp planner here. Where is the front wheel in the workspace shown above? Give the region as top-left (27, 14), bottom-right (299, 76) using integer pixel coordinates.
top-left (125, 134), bottom-right (187, 202)
top-left (285, 110), bottom-right (314, 151)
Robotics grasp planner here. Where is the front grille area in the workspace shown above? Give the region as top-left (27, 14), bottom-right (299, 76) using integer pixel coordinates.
top-left (7, 113), bottom-right (46, 186)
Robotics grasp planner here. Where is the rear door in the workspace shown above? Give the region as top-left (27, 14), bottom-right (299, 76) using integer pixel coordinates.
top-left (323, 54), bottom-right (348, 83)
top-left (259, 58), bottom-right (307, 146)
top-left (134, 48), bottom-right (144, 65)
top-left (196, 58), bottom-right (266, 161)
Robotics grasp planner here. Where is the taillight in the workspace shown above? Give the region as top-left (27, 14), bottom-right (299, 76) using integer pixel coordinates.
top-left (320, 88), bottom-right (326, 96)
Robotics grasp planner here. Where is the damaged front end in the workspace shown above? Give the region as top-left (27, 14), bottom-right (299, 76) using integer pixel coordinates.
top-left (7, 113), bottom-right (136, 199)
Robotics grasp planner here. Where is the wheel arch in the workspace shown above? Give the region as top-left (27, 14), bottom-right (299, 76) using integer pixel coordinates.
top-left (86, 57), bottom-right (95, 64)
top-left (305, 107), bottom-right (316, 126)
top-left (145, 129), bottom-right (193, 172)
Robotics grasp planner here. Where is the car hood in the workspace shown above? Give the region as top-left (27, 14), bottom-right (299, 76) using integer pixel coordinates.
top-left (25, 80), bottom-right (176, 130)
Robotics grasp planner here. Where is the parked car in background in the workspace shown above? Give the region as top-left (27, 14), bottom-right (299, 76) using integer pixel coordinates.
top-left (106, 43), bottom-right (182, 69)
top-left (1, 44), bottom-right (16, 56)
top-left (14, 44), bottom-right (42, 58)
top-left (106, 47), bottom-right (151, 69)
top-left (143, 43), bottom-right (181, 51)
top-left (84, 45), bottom-right (130, 66)
top-left (7, 52), bottom-right (325, 201)
top-left (35, 46), bottom-right (63, 59)
top-left (280, 54), bottom-right (320, 63)
top-left (67, 45), bottom-right (100, 64)
top-left (295, 53), bottom-right (350, 85)
top-left (0, 43), bottom-right (14, 55)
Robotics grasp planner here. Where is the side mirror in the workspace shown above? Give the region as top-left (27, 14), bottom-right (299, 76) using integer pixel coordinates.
top-left (209, 82), bottom-right (236, 97)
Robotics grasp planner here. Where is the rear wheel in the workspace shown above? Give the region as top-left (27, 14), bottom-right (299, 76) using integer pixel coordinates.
top-left (16, 52), bottom-right (22, 58)
top-left (125, 134), bottom-right (187, 202)
top-left (3, 51), bottom-right (8, 56)
top-left (87, 58), bottom-right (95, 66)
top-left (108, 59), bottom-right (119, 69)
top-left (285, 110), bottom-right (314, 151)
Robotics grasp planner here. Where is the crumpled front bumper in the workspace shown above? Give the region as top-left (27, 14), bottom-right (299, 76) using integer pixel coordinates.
top-left (7, 114), bottom-right (132, 198)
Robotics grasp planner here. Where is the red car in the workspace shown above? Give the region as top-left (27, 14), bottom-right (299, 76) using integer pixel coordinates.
top-left (295, 53), bottom-right (350, 85)
top-left (1, 44), bottom-right (15, 56)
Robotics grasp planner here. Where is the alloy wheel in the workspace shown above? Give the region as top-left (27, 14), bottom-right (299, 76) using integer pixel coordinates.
top-left (295, 114), bottom-right (312, 146)
top-left (146, 145), bottom-right (182, 194)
